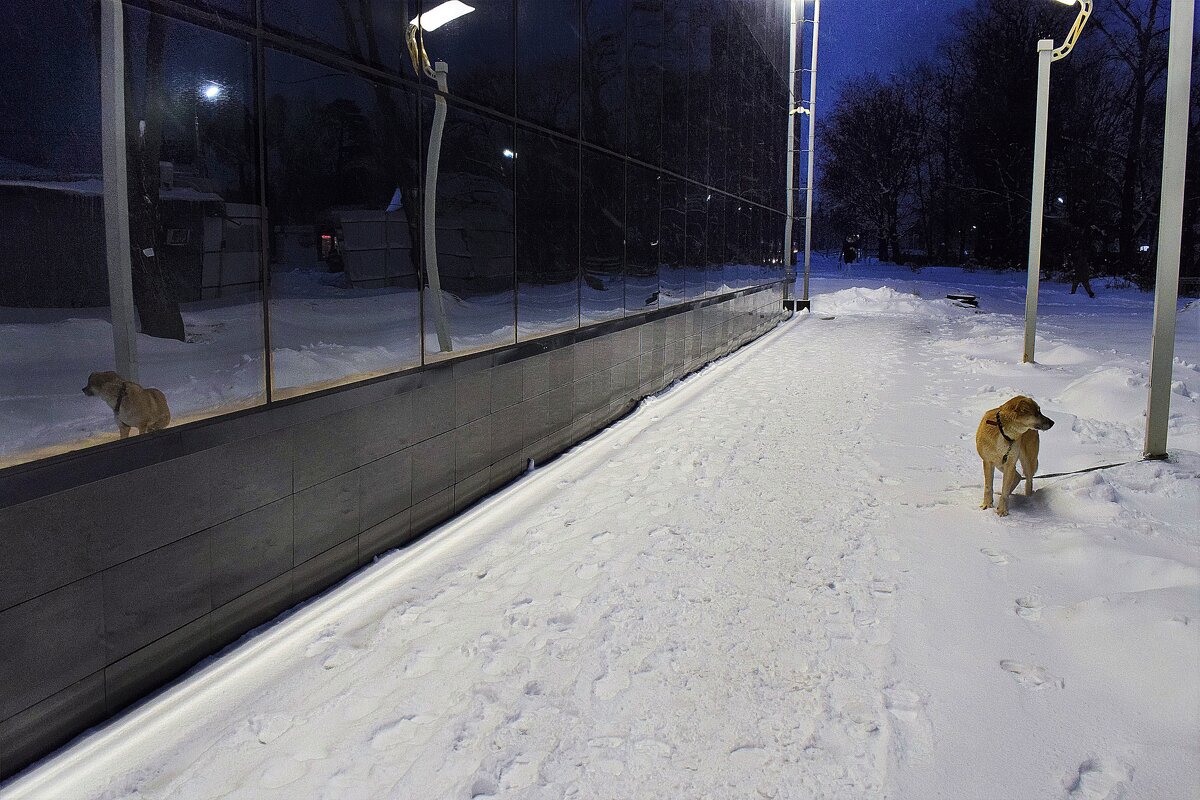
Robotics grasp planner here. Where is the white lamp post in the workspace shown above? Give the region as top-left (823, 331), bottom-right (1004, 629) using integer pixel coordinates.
top-left (407, 1), bottom-right (475, 355)
top-left (1022, 0), bottom-right (1091, 364)
top-left (1143, 0), bottom-right (1194, 459)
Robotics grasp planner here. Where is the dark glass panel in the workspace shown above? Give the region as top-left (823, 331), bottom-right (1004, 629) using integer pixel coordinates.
top-left (661, 0), bottom-right (688, 175)
top-left (516, 127), bottom-right (578, 339)
top-left (179, 0), bottom-right (252, 19)
top-left (684, 183), bottom-right (706, 300)
top-left (580, 149), bottom-right (625, 324)
top-left (768, 82), bottom-right (787, 212)
top-left (516, 0), bottom-right (580, 135)
top-left (753, 52), bottom-right (777, 209)
top-left (685, 1), bottom-right (711, 185)
top-left (419, 0), bottom-right (515, 116)
top-left (705, 193), bottom-right (727, 296)
top-left (625, 164), bottom-right (660, 313)
top-left (581, 0), bottom-right (627, 153)
top-left (766, 210), bottom-right (786, 281)
top-left (627, 0), bottom-right (664, 166)
top-left (0, 0), bottom-right (112, 464)
top-left (708, 4), bottom-right (732, 193)
top-left (125, 11), bottom-right (265, 425)
top-left (264, 49), bottom-right (422, 394)
top-left (658, 174), bottom-right (686, 305)
top-left (263, 0), bottom-right (406, 73)
top-left (732, 200), bottom-right (753, 289)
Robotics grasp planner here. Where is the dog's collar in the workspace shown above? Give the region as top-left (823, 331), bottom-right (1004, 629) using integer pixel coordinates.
top-left (114, 383), bottom-right (128, 416)
top-left (986, 411), bottom-right (1014, 444)
top-left (987, 411), bottom-right (1018, 465)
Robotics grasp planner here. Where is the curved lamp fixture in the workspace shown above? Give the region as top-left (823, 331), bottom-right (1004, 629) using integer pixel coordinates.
top-left (1050, 0), bottom-right (1092, 62)
top-left (407, 1), bottom-right (475, 78)
top-left (405, 1), bottom-right (476, 354)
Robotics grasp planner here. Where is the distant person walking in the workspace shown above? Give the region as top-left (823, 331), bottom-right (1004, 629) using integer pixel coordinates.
top-left (1069, 231), bottom-right (1096, 298)
top-left (841, 234), bottom-right (859, 266)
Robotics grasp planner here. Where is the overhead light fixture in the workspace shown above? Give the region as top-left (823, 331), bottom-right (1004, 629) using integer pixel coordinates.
top-left (1047, 0), bottom-right (1092, 61)
top-left (411, 1), bottom-right (475, 33)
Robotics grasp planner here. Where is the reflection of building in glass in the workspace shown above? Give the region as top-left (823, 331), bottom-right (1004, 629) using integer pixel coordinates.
top-left (0, 0), bottom-right (798, 779)
top-left (0, 175), bottom-right (262, 306)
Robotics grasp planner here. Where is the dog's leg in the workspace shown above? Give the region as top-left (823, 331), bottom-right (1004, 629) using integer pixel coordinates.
top-left (119, 422), bottom-right (131, 439)
top-left (980, 461), bottom-right (995, 509)
top-left (997, 462), bottom-right (1019, 516)
top-left (1020, 432), bottom-right (1039, 496)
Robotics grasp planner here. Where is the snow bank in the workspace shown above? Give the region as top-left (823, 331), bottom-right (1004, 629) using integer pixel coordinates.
top-left (810, 285), bottom-right (963, 318)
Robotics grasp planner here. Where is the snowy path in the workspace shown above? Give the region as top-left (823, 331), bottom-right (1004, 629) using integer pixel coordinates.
top-left (4, 266), bottom-right (1197, 799)
top-left (6, 314), bottom-right (909, 799)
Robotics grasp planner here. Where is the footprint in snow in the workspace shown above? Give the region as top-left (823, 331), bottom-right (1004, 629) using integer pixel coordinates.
top-left (321, 646), bottom-right (358, 670)
top-left (1000, 660), bottom-right (1064, 690)
top-left (1066, 758), bottom-right (1131, 799)
top-left (369, 714), bottom-right (435, 751)
top-left (981, 547), bottom-right (1010, 565)
top-left (250, 713), bottom-right (294, 745)
top-left (1015, 596), bottom-right (1044, 621)
top-left (870, 581), bottom-right (896, 597)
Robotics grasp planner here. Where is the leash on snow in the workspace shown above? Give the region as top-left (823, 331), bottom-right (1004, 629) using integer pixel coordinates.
top-left (948, 458), bottom-right (1145, 492)
top-left (1033, 459), bottom-right (1142, 481)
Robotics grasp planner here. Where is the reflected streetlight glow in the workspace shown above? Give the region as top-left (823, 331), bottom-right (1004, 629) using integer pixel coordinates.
top-left (502, 148), bottom-right (516, 158)
top-left (200, 83), bottom-right (222, 100)
top-left (410, 1), bottom-right (475, 33)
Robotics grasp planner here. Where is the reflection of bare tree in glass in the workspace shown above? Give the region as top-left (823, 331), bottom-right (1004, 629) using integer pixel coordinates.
top-left (126, 12), bottom-right (185, 341)
top-left (582, 0), bottom-right (624, 145)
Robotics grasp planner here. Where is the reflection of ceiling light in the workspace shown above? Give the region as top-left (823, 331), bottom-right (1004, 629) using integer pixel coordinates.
top-left (201, 83), bottom-right (222, 100)
top-left (1139, 244), bottom-right (1151, 252)
top-left (502, 148), bottom-right (516, 158)
top-left (411, 1), bottom-right (475, 32)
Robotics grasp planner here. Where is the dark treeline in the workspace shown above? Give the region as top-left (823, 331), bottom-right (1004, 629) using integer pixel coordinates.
top-left (817, 0), bottom-right (1197, 287)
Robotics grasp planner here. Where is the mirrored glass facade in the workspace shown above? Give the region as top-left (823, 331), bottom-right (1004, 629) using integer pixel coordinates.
top-left (1, 0), bottom-right (790, 467)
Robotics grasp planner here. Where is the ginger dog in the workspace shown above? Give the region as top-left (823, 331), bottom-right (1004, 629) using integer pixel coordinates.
top-left (83, 371), bottom-right (171, 439)
top-left (976, 395), bottom-right (1054, 516)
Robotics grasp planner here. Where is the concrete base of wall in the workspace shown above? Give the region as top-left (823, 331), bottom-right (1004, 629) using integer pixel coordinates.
top-left (0, 283), bottom-right (786, 779)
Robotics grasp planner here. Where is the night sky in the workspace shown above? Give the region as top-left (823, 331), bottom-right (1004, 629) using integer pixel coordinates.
top-left (815, 0), bottom-right (978, 102)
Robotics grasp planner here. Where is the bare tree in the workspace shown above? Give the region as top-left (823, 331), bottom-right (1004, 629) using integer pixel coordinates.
top-left (1092, 0), bottom-right (1170, 279)
top-left (819, 75), bottom-right (922, 263)
top-left (126, 11), bottom-right (186, 341)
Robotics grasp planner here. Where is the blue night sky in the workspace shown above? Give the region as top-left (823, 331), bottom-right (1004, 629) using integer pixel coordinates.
top-left (815, 0), bottom-right (978, 101)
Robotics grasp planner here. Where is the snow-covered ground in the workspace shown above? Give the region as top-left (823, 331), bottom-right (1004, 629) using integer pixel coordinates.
top-left (3, 256), bottom-right (1197, 799)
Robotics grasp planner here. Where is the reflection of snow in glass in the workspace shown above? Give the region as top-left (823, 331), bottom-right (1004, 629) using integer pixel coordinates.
top-left (0, 258), bottom-right (786, 463)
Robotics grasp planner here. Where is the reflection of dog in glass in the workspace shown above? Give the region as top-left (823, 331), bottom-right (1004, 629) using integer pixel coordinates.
top-left (975, 395), bottom-right (1054, 516)
top-left (82, 371), bottom-right (171, 438)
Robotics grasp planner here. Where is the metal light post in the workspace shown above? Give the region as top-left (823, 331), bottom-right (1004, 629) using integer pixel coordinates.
top-left (1022, 0), bottom-right (1091, 364)
top-left (783, 0), bottom-right (819, 312)
top-left (407, 1), bottom-right (475, 355)
top-left (1143, 0), bottom-right (1194, 459)
top-left (99, 0), bottom-right (139, 381)
top-left (802, 0), bottom-right (820, 307)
